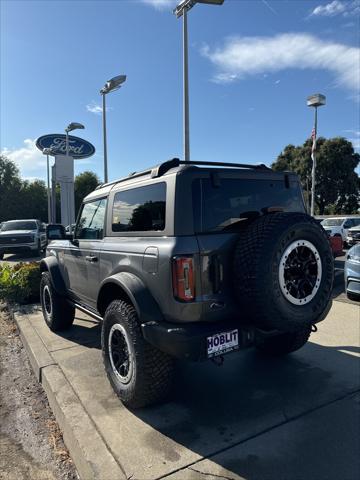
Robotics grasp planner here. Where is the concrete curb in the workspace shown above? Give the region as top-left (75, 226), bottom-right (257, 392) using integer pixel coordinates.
top-left (13, 311), bottom-right (126, 480)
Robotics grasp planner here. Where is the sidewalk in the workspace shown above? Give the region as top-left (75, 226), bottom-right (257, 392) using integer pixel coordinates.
top-left (14, 301), bottom-right (360, 480)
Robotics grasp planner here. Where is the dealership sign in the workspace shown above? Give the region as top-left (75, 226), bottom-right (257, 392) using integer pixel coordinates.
top-left (36, 134), bottom-right (95, 159)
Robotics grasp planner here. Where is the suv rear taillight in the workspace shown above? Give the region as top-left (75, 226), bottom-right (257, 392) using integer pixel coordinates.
top-left (172, 256), bottom-right (195, 302)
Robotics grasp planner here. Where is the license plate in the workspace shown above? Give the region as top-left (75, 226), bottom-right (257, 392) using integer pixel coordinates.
top-left (207, 329), bottom-right (239, 358)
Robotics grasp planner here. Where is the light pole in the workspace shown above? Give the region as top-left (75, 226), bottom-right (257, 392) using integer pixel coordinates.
top-left (100, 74), bottom-right (127, 183)
top-left (174, 0), bottom-right (224, 162)
top-left (42, 148), bottom-right (55, 223)
top-left (65, 122), bottom-right (85, 157)
top-left (307, 93), bottom-right (326, 217)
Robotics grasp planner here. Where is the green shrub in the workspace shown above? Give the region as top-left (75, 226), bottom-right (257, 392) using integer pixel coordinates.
top-left (0, 262), bottom-right (41, 304)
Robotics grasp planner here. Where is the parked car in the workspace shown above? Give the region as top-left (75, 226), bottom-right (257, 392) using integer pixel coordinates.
top-left (0, 219), bottom-right (47, 259)
top-left (328, 234), bottom-right (343, 258)
top-left (347, 225), bottom-right (360, 247)
top-left (321, 217), bottom-right (360, 244)
top-left (40, 158), bottom-right (334, 408)
top-left (344, 244), bottom-right (360, 301)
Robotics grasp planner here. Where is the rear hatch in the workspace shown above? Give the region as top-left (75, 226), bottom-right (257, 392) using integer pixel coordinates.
top-left (191, 170), bottom-right (306, 322)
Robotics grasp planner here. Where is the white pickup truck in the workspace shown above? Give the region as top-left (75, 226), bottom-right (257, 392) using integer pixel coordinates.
top-left (321, 217), bottom-right (360, 244)
top-left (0, 219), bottom-right (47, 259)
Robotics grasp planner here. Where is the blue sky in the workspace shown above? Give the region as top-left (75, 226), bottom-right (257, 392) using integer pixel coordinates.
top-left (1, 0), bottom-right (359, 182)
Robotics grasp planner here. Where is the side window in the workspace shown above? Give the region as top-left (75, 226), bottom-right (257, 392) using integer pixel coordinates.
top-left (75, 198), bottom-right (107, 240)
top-left (112, 183), bottom-right (166, 233)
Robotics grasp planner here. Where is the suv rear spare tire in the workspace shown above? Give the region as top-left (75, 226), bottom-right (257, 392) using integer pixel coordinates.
top-left (101, 300), bottom-right (174, 409)
top-left (233, 212), bottom-right (333, 332)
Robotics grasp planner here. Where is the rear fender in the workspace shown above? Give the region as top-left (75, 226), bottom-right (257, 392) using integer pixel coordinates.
top-left (97, 272), bottom-right (164, 325)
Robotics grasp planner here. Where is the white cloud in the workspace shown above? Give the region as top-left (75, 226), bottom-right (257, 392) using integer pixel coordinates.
top-left (202, 33), bottom-right (359, 94)
top-left (343, 129), bottom-right (360, 136)
top-left (86, 101), bottom-right (114, 115)
top-left (312, 1), bottom-right (346, 16)
top-left (311, 0), bottom-right (360, 17)
top-left (142, 0), bottom-right (176, 11)
top-left (350, 138), bottom-right (360, 149)
top-left (2, 139), bottom-right (46, 176)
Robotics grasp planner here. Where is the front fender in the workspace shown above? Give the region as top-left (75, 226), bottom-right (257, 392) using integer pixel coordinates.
top-left (98, 272), bottom-right (164, 325)
top-left (39, 256), bottom-right (67, 296)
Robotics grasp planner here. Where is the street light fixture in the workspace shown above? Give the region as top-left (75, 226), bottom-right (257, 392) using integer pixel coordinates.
top-left (174, 0), bottom-right (225, 162)
top-left (65, 122), bottom-right (85, 157)
top-left (42, 147), bottom-right (55, 223)
top-left (307, 93), bottom-right (326, 217)
top-left (100, 74), bottom-right (127, 183)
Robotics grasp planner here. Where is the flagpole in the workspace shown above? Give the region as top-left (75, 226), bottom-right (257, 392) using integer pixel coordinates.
top-left (311, 106), bottom-right (317, 217)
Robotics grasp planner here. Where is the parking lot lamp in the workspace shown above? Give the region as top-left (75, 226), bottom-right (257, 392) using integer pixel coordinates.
top-left (42, 147), bottom-right (55, 223)
top-left (173, 0), bottom-right (224, 162)
top-left (100, 75), bottom-right (127, 183)
top-left (65, 122), bottom-right (85, 157)
top-left (307, 94), bottom-right (326, 217)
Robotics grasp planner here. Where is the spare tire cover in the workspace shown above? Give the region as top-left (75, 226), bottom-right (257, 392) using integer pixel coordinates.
top-left (233, 212), bottom-right (333, 331)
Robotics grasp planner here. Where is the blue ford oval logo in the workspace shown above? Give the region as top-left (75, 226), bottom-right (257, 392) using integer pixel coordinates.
top-left (36, 134), bottom-right (95, 159)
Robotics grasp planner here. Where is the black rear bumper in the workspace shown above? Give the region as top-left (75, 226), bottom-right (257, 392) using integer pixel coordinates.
top-left (141, 319), bottom-right (279, 361)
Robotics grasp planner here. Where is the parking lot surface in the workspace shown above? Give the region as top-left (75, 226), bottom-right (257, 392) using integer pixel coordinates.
top-left (14, 297), bottom-right (360, 480)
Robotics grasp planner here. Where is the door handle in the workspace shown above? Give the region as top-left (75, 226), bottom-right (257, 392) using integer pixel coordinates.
top-left (85, 255), bottom-right (98, 263)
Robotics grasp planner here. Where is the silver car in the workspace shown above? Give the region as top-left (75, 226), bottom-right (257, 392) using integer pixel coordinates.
top-left (0, 219), bottom-right (47, 259)
top-left (344, 244), bottom-right (360, 301)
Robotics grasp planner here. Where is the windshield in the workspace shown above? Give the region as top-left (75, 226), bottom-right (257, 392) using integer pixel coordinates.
top-left (1, 221), bottom-right (37, 231)
top-left (192, 177), bottom-right (305, 233)
top-left (321, 219), bottom-right (343, 227)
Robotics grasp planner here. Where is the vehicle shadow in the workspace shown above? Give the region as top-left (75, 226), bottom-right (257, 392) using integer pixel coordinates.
top-left (135, 342), bottom-right (360, 480)
top-left (49, 310), bottom-right (359, 480)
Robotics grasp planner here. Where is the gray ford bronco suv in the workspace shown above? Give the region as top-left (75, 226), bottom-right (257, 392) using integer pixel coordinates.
top-left (40, 159), bottom-right (333, 408)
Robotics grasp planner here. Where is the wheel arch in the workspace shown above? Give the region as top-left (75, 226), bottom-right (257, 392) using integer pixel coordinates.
top-left (97, 272), bottom-right (163, 324)
top-left (39, 257), bottom-right (67, 296)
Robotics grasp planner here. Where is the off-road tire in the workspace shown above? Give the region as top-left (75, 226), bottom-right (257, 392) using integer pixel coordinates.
top-left (233, 212), bottom-right (333, 331)
top-left (40, 272), bottom-right (75, 331)
top-left (256, 327), bottom-right (311, 356)
top-left (102, 300), bottom-right (174, 409)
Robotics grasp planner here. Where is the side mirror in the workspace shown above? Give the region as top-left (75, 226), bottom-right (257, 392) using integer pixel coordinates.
top-left (46, 224), bottom-right (66, 240)
top-left (343, 223), bottom-right (351, 229)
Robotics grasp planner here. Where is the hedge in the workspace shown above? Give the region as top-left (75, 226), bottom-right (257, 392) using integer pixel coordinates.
top-left (0, 262), bottom-right (41, 304)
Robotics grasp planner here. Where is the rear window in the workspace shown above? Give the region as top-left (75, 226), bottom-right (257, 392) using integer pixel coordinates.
top-left (112, 183), bottom-right (166, 232)
top-left (192, 177), bottom-right (305, 233)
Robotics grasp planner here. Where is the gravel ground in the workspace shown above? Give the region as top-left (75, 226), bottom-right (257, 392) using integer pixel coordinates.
top-left (0, 303), bottom-right (78, 480)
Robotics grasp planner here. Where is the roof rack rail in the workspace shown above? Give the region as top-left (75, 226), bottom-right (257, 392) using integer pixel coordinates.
top-left (150, 158), bottom-right (271, 178)
top-left (95, 158), bottom-right (271, 190)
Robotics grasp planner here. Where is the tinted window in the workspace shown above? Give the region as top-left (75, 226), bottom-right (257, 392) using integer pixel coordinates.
top-left (76, 198), bottom-right (107, 239)
top-left (193, 178), bottom-right (305, 233)
top-left (112, 183), bottom-right (166, 232)
top-left (1, 221), bottom-right (37, 231)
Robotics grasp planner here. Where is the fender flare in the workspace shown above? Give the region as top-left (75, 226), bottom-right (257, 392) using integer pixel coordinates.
top-left (97, 272), bottom-right (164, 325)
top-left (39, 256), bottom-right (67, 296)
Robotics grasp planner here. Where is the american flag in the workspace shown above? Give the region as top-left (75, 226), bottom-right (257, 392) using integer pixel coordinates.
top-left (311, 126), bottom-right (316, 162)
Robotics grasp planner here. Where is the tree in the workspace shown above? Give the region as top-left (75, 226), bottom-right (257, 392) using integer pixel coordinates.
top-left (74, 171), bottom-right (100, 215)
top-left (22, 180), bottom-right (48, 221)
top-left (272, 137), bottom-right (360, 215)
top-left (0, 155), bottom-right (23, 222)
